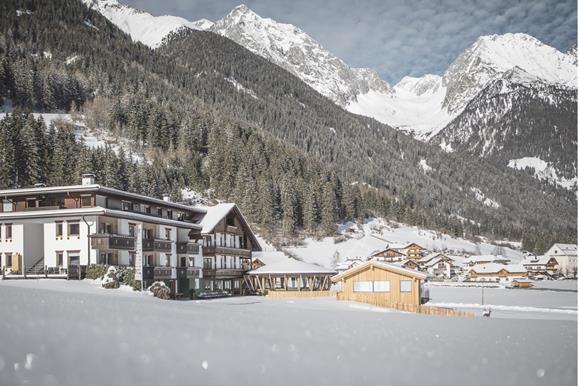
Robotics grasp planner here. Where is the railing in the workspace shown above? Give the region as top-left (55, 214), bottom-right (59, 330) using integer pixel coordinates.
top-left (90, 234), bottom-right (135, 250)
top-left (176, 266), bottom-right (202, 279)
top-left (176, 242), bottom-right (200, 254)
top-left (202, 246), bottom-right (250, 257)
top-left (153, 266), bottom-right (173, 279)
top-left (203, 268), bottom-right (246, 278)
top-left (142, 266), bottom-right (155, 280)
top-left (142, 238), bottom-right (172, 252)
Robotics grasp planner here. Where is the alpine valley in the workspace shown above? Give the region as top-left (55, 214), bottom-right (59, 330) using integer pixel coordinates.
top-left (0, 0), bottom-right (576, 253)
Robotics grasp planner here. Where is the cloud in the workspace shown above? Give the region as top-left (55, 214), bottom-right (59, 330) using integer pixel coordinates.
top-left (124, 0), bottom-right (577, 84)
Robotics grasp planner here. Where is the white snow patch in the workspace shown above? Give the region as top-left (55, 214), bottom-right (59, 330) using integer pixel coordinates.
top-left (16, 9), bottom-right (33, 16)
top-left (418, 159), bottom-right (433, 173)
top-left (508, 157), bottom-right (577, 190)
top-left (224, 77), bottom-right (258, 99)
top-left (65, 55), bottom-right (81, 65)
top-left (470, 187), bottom-right (500, 209)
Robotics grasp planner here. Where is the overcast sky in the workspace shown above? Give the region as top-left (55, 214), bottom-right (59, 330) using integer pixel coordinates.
top-left (124, 0), bottom-right (577, 84)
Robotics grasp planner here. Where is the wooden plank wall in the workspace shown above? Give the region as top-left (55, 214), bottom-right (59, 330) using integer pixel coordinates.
top-left (336, 292), bottom-right (474, 318)
top-left (266, 290), bottom-right (335, 299)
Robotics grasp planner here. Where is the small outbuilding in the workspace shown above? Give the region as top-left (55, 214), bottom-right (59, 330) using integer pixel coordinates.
top-left (331, 260), bottom-right (427, 307)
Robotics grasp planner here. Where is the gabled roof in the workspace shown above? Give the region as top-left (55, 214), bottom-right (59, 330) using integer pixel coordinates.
top-left (248, 258), bottom-right (335, 275)
top-left (252, 251), bottom-right (288, 266)
top-left (370, 248), bottom-right (406, 257)
top-left (331, 260), bottom-right (427, 282)
top-left (522, 255), bottom-right (557, 265)
top-left (469, 263), bottom-right (526, 274)
top-left (418, 252), bottom-right (447, 264)
top-left (549, 244), bottom-right (577, 256)
top-left (199, 203), bottom-right (261, 251)
top-left (464, 255), bottom-right (511, 263)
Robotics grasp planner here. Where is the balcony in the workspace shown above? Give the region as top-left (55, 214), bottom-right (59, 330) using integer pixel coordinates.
top-left (142, 238), bottom-right (172, 253)
top-left (177, 242), bottom-right (200, 255)
top-left (176, 266), bottom-right (202, 279)
top-left (202, 268), bottom-right (246, 278)
top-left (90, 234), bottom-right (135, 250)
top-left (153, 266), bottom-right (173, 279)
top-left (202, 246), bottom-right (251, 257)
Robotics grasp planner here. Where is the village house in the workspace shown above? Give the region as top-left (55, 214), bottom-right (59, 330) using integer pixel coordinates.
top-left (467, 263), bottom-right (527, 283)
top-left (198, 203), bottom-right (261, 295)
top-left (395, 259), bottom-right (420, 270)
top-left (335, 257), bottom-right (366, 273)
top-left (0, 175), bottom-right (261, 298)
top-left (521, 255), bottom-right (560, 277)
top-left (370, 248), bottom-right (406, 262)
top-left (331, 260), bottom-right (427, 307)
top-left (544, 244), bottom-right (577, 277)
top-left (421, 254), bottom-right (457, 279)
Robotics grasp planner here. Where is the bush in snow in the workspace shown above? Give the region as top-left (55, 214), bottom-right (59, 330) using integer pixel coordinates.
top-left (117, 266), bottom-right (137, 289)
top-left (102, 266), bottom-right (120, 289)
top-left (148, 281), bottom-right (171, 300)
top-left (86, 264), bottom-right (107, 280)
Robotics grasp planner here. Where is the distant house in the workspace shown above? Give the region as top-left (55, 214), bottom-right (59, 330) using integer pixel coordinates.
top-left (463, 255), bottom-right (511, 267)
top-left (397, 243), bottom-right (425, 260)
top-left (331, 260), bottom-right (427, 306)
top-left (251, 251), bottom-right (287, 270)
top-left (521, 255), bottom-right (559, 277)
top-left (335, 258), bottom-right (365, 273)
top-left (370, 248), bottom-right (406, 262)
top-left (421, 254), bottom-right (457, 279)
top-left (544, 244), bottom-right (577, 277)
top-left (247, 258), bottom-right (336, 294)
top-left (397, 259), bottom-right (420, 270)
top-left (467, 263), bottom-right (527, 283)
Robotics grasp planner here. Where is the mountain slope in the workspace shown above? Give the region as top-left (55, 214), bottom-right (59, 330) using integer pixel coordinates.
top-left (432, 68), bottom-right (577, 190)
top-left (81, 0), bottom-right (212, 48)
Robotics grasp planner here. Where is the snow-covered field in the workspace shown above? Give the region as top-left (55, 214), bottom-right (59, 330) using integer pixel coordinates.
top-left (286, 218), bottom-right (524, 268)
top-left (0, 279), bottom-right (576, 386)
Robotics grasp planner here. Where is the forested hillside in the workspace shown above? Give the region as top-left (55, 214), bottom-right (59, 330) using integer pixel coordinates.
top-left (0, 0), bottom-right (576, 252)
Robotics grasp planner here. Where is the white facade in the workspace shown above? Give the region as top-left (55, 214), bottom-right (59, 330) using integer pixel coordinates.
top-left (545, 244), bottom-right (577, 277)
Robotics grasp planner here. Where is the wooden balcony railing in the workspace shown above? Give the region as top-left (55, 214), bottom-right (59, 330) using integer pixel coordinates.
top-left (90, 234), bottom-right (135, 250)
top-left (202, 246), bottom-right (250, 257)
top-left (176, 242), bottom-right (200, 254)
top-left (142, 238), bottom-right (172, 252)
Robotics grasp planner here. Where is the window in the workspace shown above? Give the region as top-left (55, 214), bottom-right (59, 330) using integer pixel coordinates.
top-left (373, 281), bottom-right (390, 292)
top-left (56, 222), bottom-right (63, 238)
top-left (165, 228), bottom-right (171, 240)
top-left (167, 210), bottom-right (173, 219)
top-left (99, 223), bottom-right (112, 234)
top-left (26, 198), bottom-right (37, 208)
top-left (122, 201), bottom-right (133, 211)
top-left (180, 256), bottom-right (187, 267)
top-left (165, 254), bottom-right (171, 267)
top-left (56, 252), bottom-right (64, 267)
top-left (226, 215), bottom-right (235, 227)
top-left (5, 224), bottom-right (12, 239)
top-left (203, 258), bottom-right (213, 269)
top-left (68, 222), bottom-right (80, 237)
top-left (145, 206), bottom-right (151, 214)
top-left (353, 281), bottom-right (373, 292)
top-left (400, 280), bottom-right (412, 293)
top-left (80, 195), bottom-right (92, 208)
top-left (146, 255), bottom-right (155, 267)
top-left (128, 224), bottom-right (136, 237)
top-left (157, 208), bottom-right (163, 217)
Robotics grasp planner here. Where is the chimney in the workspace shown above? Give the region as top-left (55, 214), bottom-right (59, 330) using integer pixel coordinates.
top-left (82, 173), bottom-right (96, 186)
top-left (162, 193), bottom-right (171, 202)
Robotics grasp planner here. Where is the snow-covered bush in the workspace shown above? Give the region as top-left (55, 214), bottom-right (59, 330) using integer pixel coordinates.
top-left (117, 266), bottom-right (137, 290)
top-left (86, 264), bottom-right (107, 280)
top-left (102, 266), bottom-right (120, 289)
top-left (148, 281), bottom-right (171, 300)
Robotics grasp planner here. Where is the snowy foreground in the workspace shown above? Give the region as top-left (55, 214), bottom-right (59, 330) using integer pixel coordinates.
top-left (0, 280), bottom-right (576, 386)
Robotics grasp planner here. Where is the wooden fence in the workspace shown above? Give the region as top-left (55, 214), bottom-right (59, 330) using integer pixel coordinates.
top-left (336, 292), bottom-right (474, 318)
top-left (266, 290), bottom-right (335, 299)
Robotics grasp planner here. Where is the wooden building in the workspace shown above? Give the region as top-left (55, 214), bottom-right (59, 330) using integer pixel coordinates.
top-left (370, 248), bottom-right (406, 262)
top-left (331, 261), bottom-right (427, 307)
top-left (467, 263), bottom-right (527, 283)
top-left (521, 255), bottom-right (559, 277)
top-left (247, 258), bottom-right (335, 294)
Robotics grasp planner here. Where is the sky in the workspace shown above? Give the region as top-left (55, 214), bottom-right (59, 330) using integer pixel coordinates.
top-left (124, 0), bottom-right (577, 84)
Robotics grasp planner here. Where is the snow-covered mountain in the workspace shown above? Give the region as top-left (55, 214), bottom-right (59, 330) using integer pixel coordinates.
top-left (208, 5), bottom-right (393, 106)
top-left (81, 0), bottom-right (212, 48)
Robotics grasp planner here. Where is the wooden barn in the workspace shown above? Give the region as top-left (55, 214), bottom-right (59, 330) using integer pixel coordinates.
top-left (331, 261), bottom-right (427, 306)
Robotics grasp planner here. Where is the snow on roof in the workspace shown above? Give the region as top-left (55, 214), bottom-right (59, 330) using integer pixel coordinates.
top-left (551, 244), bottom-right (577, 256)
top-left (522, 255), bottom-right (556, 265)
top-left (469, 263), bottom-right (526, 274)
top-left (418, 252), bottom-right (444, 263)
top-left (199, 203), bottom-right (236, 234)
top-left (252, 251), bottom-right (288, 266)
top-left (248, 258), bottom-right (335, 275)
top-left (332, 260), bottom-right (427, 282)
top-left (370, 248), bottom-right (406, 257)
top-left (464, 255), bottom-right (511, 263)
